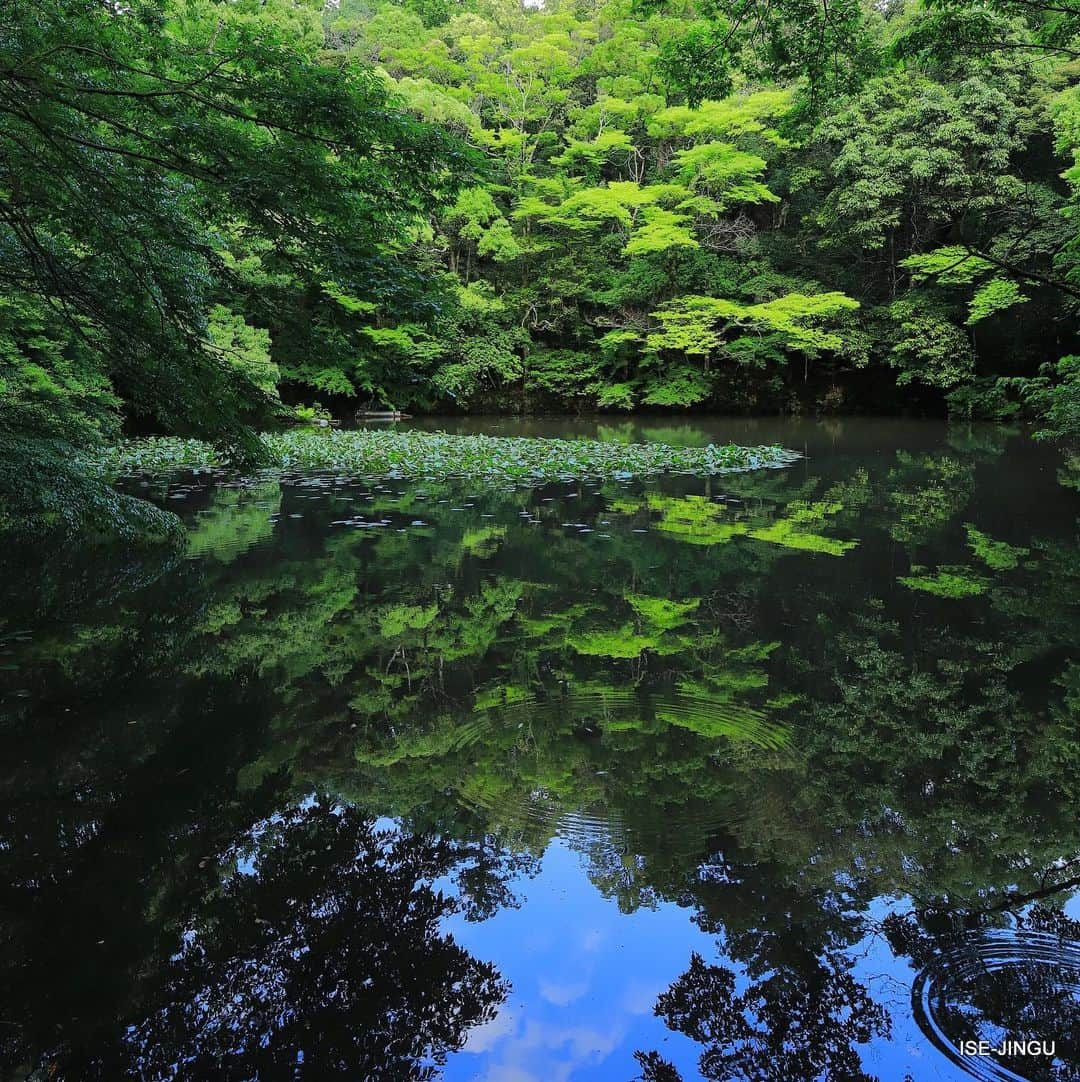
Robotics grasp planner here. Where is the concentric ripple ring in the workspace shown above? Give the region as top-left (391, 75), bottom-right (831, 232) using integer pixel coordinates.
top-left (911, 928), bottom-right (1080, 1081)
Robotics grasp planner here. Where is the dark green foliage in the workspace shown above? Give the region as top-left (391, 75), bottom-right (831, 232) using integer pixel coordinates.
top-left (0, 436), bottom-right (184, 542)
top-left (0, 0), bottom-right (473, 532)
top-left (1002, 355), bottom-right (1080, 439)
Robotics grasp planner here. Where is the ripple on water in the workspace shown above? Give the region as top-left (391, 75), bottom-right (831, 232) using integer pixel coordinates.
top-left (912, 928), bottom-right (1080, 1081)
top-left (447, 683), bottom-right (789, 852)
top-left (470, 684), bottom-right (789, 748)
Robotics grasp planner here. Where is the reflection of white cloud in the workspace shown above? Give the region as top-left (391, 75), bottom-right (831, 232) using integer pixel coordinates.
top-left (620, 980), bottom-right (660, 1016)
top-left (465, 1013), bottom-right (626, 1082)
top-left (538, 978), bottom-right (589, 1006)
top-left (462, 1006), bottom-right (519, 1055)
top-left (526, 1020), bottom-right (619, 1061)
top-left (478, 1065), bottom-right (539, 1082)
top-left (581, 929), bottom-right (604, 953)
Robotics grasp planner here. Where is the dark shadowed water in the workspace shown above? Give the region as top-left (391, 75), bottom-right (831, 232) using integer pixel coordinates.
top-left (1, 418), bottom-right (1078, 1082)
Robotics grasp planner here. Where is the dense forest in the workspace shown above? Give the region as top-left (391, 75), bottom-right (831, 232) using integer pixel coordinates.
top-left (318, 0), bottom-right (1080, 422)
top-left (1, 0), bottom-right (1079, 529)
top-left (2, 5), bottom-right (1078, 1074)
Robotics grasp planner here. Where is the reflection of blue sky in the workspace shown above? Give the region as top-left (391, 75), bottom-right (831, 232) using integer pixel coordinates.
top-left (440, 841), bottom-right (712, 1081)
top-left (851, 895), bottom-right (1080, 1082)
top-left (852, 897), bottom-right (962, 1082)
top-left (436, 841), bottom-right (1054, 1082)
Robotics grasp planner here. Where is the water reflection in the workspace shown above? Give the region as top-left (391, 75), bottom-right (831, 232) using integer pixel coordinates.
top-left (119, 802), bottom-right (507, 1081)
top-left (638, 949), bottom-right (891, 1081)
top-left (908, 916), bottom-right (1080, 1082)
top-left (0, 419), bottom-right (1077, 1080)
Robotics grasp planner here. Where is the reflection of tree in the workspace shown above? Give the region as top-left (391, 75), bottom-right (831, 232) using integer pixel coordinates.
top-left (887, 906), bottom-right (1080, 1082)
top-left (0, 529), bottom-right (182, 646)
top-left (447, 827), bottom-right (542, 922)
top-left (184, 481), bottom-right (281, 563)
top-left (636, 949), bottom-right (889, 1082)
top-left (57, 800), bottom-right (508, 1080)
top-left (886, 450), bottom-right (975, 544)
top-left (786, 609), bottom-right (1080, 910)
top-left (608, 492), bottom-right (858, 555)
top-left (3, 425), bottom-right (1079, 1081)
top-left (177, 477), bottom-right (796, 895)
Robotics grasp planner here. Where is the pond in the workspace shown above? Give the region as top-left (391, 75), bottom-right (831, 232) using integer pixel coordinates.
top-left (1, 417), bottom-right (1078, 1081)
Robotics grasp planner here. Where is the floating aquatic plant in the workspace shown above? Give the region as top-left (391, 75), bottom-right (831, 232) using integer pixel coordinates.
top-left (87, 429), bottom-right (800, 483)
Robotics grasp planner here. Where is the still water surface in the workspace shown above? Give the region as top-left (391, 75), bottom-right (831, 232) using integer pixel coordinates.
top-left (1, 418), bottom-right (1078, 1081)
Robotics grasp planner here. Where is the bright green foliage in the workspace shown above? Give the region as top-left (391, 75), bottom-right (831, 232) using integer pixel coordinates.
top-left (443, 188), bottom-right (520, 277)
top-left (623, 209), bottom-right (699, 256)
top-left (640, 368), bottom-right (714, 408)
top-left (0, 295), bottom-right (119, 445)
top-left (331, 2), bottom-right (880, 416)
top-left (900, 250), bottom-right (1029, 328)
top-left (477, 220), bottom-right (522, 262)
top-left (966, 279), bottom-right (1028, 325)
top-left (899, 564), bottom-right (989, 598)
top-left (888, 300), bottom-right (975, 389)
top-left (649, 91), bottom-right (793, 144)
top-left (1053, 87), bottom-right (1080, 299)
top-left (902, 248), bottom-right (995, 286)
top-left (673, 143), bottom-right (777, 208)
top-left (965, 524), bottom-right (1029, 570)
top-left (649, 294), bottom-right (860, 364)
top-left (596, 382), bottom-right (639, 410)
top-left (553, 131), bottom-right (636, 176)
top-left (207, 307), bottom-right (280, 397)
top-left (429, 284), bottom-right (529, 407)
top-left (5, 0), bottom-right (1080, 537)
